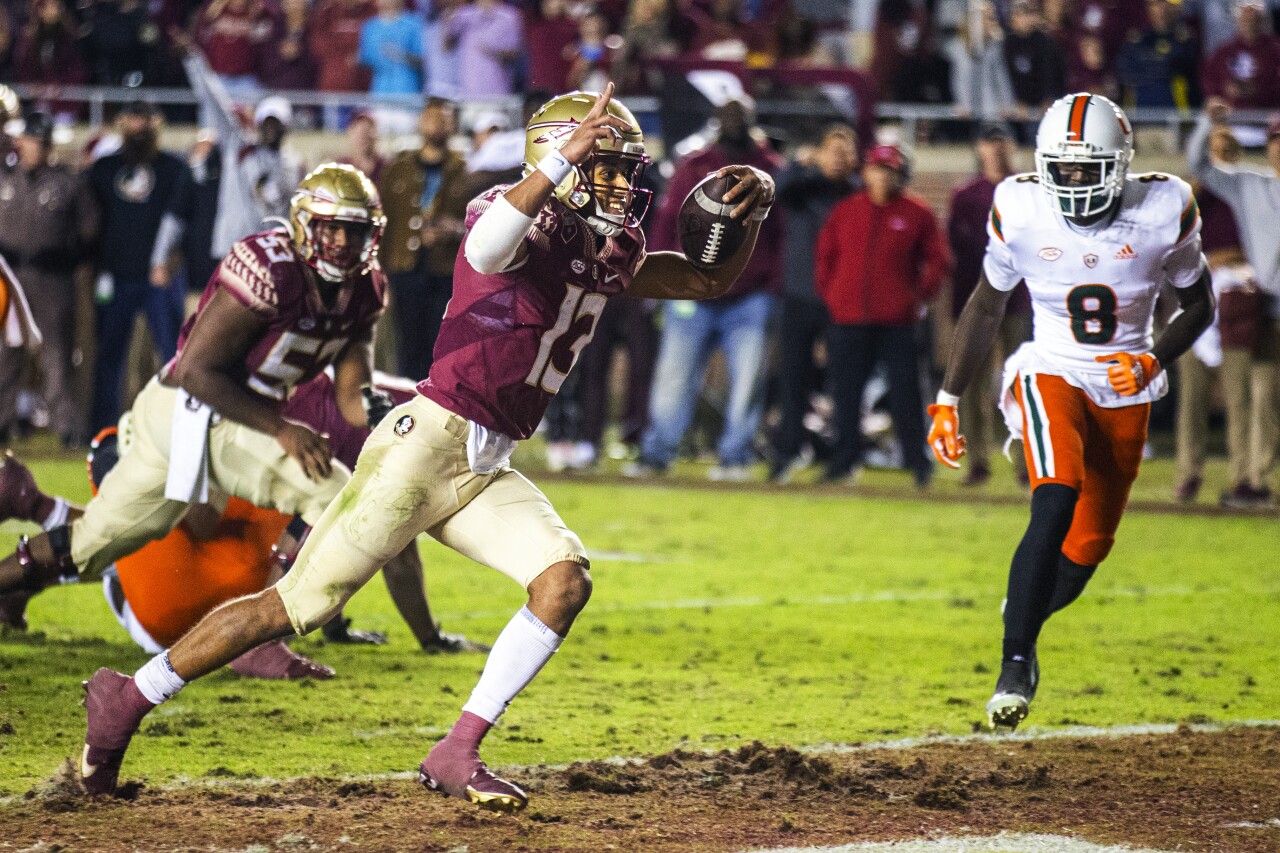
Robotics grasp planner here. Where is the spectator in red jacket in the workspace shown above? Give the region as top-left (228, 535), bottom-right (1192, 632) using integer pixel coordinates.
top-left (815, 143), bottom-right (949, 488)
top-left (15, 0), bottom-right (86, 116)
top-left (1200, 0), bottom-right (1280, 108)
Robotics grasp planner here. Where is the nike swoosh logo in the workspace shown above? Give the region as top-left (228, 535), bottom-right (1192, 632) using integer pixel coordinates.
top-left (81, 744), bottom-right (99, 778)
top-left (605, 273), bottom-right (620, 283)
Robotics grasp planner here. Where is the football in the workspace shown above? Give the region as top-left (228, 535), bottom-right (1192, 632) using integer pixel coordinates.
top-left (678, 172), bottom-right (750, 270)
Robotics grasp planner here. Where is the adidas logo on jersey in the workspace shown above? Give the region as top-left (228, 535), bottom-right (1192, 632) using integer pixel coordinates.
top-left (1114, 244), bottom-right (1137, 260)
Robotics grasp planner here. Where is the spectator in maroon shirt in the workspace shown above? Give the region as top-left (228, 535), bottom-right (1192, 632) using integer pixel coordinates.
top-left (16, 0), bottom-right (87, 102)
top-left (309, 0), bottom-right (376, 92)
top-left (195, 0), bottom-right (274, 92)
top-left (524, 0), bottom-right (578, 91)
top-left (816, 144), bottom-right (949, 488)
top-left (1065, 33), bottom-right (1119, 100)
top-left (257, 0), bottom-right (315, 91)
top-left (945, 124), bottom-right (1031, 487)
top-left (1200, 0), bottom-right (1280, 108)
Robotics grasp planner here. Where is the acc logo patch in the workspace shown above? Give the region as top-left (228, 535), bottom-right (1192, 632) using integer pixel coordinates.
top-left (1084, 254), bottom-right (1099, 268)
top-left (1038, 247), bottom-right (1062, 261)
top-left (571, 259), bottom-right (587, 274)
top-left (394, 415), bottom-right (415, 436)
top-left (298, 317), bottom-right (316, 331)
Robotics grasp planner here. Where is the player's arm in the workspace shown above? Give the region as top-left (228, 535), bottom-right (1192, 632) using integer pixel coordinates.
top-left (330, 337), bottom-right (375, 429)
top-left (1152, 267), bottom-right (1214, 368)
top-left (626, 165), bottom-right (774, 301)
top-left (928, 270), bottom-right (1016, 467)
top-left (464, 84), bottom-right (632, 276)
top-left (173, 288), bottom-right (333, 480)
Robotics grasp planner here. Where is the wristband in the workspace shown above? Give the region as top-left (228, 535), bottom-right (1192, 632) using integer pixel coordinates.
top-left (750, 205), bottom-right (771, 222)
top-left (537, 148), bottom-right (574, 186)
top-left (935, 390), bottom-right (960, 408)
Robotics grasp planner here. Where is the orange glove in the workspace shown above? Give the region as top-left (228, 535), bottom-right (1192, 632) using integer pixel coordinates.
top-left (927, 403), bottom-right (966, 469)
top-left (1094, 352), bottom-right (1160, 396)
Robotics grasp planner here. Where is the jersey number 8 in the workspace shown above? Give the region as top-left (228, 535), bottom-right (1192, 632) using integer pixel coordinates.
top-left (1066, 284), bottom-right (1117, 344)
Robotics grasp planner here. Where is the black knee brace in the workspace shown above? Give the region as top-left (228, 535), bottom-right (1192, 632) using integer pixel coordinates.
top-left (16, 525), bottom-right (78, 590)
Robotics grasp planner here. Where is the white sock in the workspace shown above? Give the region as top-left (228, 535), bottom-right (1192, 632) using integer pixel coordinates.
top-left (134, 651), bottom-right (187, 705)
top-left (461, 606), bottom-right (563, 724)
top-left (41, 497), bottom-right (69, 531)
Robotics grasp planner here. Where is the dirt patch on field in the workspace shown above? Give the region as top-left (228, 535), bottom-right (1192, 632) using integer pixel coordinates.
top-left (4, 727), bottom-right (1278, 852)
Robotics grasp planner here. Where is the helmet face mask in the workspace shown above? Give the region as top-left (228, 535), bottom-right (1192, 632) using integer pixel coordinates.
top-left (290, 164), bottom-right (386, 282)
top-left (1034, 93), bottom-right (1133, 222)
top-left (524, 91), bottom-right (652, 236)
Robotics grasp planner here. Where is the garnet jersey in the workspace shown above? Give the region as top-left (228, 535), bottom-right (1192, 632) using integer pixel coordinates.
top-left (983, 172), bottom-right (1203, 407)
top-left (420, 186), bottom-right (647, 439)
top-left (283, 371), bottom-right (416, 470)
top-left (169, 228), bottom-right (387, 403)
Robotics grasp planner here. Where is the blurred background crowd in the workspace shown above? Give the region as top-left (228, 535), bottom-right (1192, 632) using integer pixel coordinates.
top-left (0, 0), bottom-right (1278, 509)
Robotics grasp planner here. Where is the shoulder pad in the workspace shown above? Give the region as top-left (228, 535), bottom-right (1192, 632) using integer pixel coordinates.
top-left (218, 231), bottom-right (299, 317)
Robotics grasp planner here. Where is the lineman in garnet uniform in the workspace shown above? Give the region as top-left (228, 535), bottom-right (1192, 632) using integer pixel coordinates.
top-left (0, 163), bottom-right (387, 602)
top-left (77, 84), bottom-right (775, 812)
top-left (927, 94), bottom-right (1214, 731)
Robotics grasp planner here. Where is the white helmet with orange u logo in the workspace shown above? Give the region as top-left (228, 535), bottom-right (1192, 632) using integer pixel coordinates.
top-left (1034, 93), bottom-right (1134, 220)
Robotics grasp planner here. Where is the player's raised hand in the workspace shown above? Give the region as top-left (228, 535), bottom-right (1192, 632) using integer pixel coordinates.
top-left (1095, 352), bottom-right (1160, 396)
top-left (716, 165), bottom-right (775, 220)
top-left (276, 420), bottom-right (333, 481)
top-left (927, 403), bottom-right (966, 469)
top-left (559, 83), bottom-right (630, 166)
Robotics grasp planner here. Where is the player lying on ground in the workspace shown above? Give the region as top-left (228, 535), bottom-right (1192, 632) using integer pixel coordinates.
top-left (927, 94), bottom-right (1214, 731)
top-left (0, 374), bottom-right (487, 669)
top-left (71, 84), bottom-right (774, 812)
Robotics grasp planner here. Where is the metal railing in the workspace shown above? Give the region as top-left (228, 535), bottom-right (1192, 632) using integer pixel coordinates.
top-left (12, 82), bottom-right (1275, 140)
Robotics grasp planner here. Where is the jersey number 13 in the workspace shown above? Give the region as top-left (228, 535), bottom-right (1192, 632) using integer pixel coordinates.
top-left (526, 284), bottom-right (607, 394)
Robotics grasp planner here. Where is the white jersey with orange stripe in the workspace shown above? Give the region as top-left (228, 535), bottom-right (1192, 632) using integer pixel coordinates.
top-left (982, 171), bottom-right (1205, 408)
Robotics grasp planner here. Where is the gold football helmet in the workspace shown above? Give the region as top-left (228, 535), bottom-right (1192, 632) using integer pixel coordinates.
top-left (289, 163), bottom-right (386, 282)
top-left (523, 91), bottom-right (651, 236)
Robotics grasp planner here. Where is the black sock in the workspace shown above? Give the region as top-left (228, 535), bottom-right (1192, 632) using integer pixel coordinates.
top-left (1049, 553), bottom-right (1096, 614)
top-left (1003, 483), bottom-right (1078, 662)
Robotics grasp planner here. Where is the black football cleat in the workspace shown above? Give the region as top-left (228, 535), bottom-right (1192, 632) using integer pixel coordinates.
top-left (986, 651), bottom-right (1039, 731)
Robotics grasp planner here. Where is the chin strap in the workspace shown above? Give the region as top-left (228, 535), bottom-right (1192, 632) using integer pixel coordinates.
top-left (584, 213), bottom-right (622, 237)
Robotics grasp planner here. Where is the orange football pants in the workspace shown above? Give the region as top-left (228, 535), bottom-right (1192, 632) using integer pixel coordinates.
top-left (116, 498), bottom-right (290, 647)
top-left (1014, 373), bottom-right (1149, 567)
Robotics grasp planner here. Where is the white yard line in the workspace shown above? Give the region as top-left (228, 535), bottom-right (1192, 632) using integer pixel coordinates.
top-left (744, 833), bottom-right (1183, 853)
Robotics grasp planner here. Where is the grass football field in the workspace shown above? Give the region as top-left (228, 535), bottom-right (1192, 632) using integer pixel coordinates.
top-left (1, 450), bottom-right (1278, 850)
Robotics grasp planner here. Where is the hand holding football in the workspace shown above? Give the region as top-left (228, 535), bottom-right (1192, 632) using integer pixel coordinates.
top-left (678, 173), bottom-right (751, 270)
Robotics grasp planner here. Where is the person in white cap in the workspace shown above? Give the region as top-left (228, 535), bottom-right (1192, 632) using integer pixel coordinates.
top-left (179, 44), bottom-right (305, 259)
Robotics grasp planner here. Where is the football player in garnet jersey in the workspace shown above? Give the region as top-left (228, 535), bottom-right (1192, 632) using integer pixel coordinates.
top-left (0, 164), bottom-right (386, 605)
top-left (926, 94), bottom-right (1214, 731)
top-left (75, 84), bottom-right (774, 811)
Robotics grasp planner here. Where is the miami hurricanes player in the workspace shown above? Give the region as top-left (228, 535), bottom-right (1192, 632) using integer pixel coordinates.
top-left (0, 163), bottom-right (385, 619)
top-left (927, 93), bottom-right (1214, 731)
top-left (76, 83), bottom-right (774, 811)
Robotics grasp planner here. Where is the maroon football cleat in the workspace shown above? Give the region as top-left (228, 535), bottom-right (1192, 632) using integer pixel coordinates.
top-left (81, 668), bottom-right (154, 796)
top-left (419, 738), bottom-right (528, 813)
top-left (228, 639), bottom-right (335, 680)
top-left (0, 451), bottom-right (51, 524)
